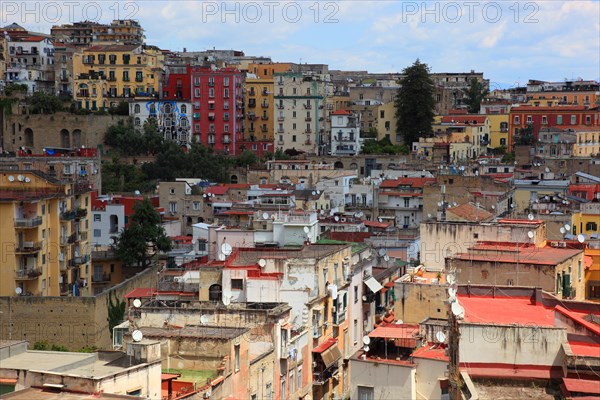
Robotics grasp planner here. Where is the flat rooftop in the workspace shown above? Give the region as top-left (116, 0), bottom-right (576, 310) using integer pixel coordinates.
top-left (0, 387), bottom-right (140, 399)
top-left (457, 295), bottom-right (556, 326)
top-left (454, 246), bottom-right (582, 266)
top-left (138, 325), bottom-right (249, 340)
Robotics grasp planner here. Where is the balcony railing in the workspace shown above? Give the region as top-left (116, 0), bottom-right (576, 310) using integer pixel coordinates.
top-left (72, 255), bottom-right (90, 265)
top-left (60, 210), bottom-right (77, 221)
top-left (92, 273), bottom-right (112, 283)
top-left (15, 216), bottom-right (42, 228)
top-left (16, 268), bottom-right (42, 280)
top-left (15, 241), bottom-right (42, 253)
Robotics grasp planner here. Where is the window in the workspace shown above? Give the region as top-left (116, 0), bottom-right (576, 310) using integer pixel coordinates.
top-left (94, 214), bottom-right (101, 222)
top-left (170, 188), bottom-right (176, 195)
top-left (265, 382), bottom-right (272, 400)
top-left (297, 367), bottom-right (302, 391)
top-left (169, 202), bottom-right (177, 213)
top-left (542, 116), bottom-right (547, 124)
top-left (500, 138), bottom-right (507, 146)
top-left (231, 278), bottom-right (243, 290)
top-left (557, 115), bottom-right (562, 125)
top-left (514, 116), bottom-right (520, 124)
top-left (281, 377), bottom-right (286, 399)
top-left (134, 104), bottom-right (140, 113)
top-left (94, 229), bottom-right (101, 237)
top-left (134, 117), bottom-right (141, 126)
top-left (357, 386), bottom-right (374, 400)
top-left (354, 285), bottom-right (358, 303)
top-left (223, 77), bottom-right (229, 86)
top-left (234, 344), bottom-right (240, 371)
top-left (404, 198), bottom-right (410, 208)
top-left (194, 88), bottom-right (200, 97)
top-left (193, 201), bottom-right (200, 211)
top-left (289, 370), bottom-right (294, 394)
top-left (209, 88), bottom-right (214, 98)
top-left (578, 260), bottom-right (582, 282)
top-left (586, 221), bottom-right (598, 231)
top-left (42, 229), bottom-right (46, 239)
top-left (209, 284), bottom-right (222, 300)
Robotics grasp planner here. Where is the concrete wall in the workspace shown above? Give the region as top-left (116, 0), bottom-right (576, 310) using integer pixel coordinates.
top-left (415, 358), bottom-right (448, 400)
top-left (1, 112), bottom-right (129, 153)
top-left (394, 282), bottom-right (447, 324)
top-left (460, 324), bottom-right (567, 367)
top-left (0, 264), bottom-right (159, 350)
top-left (420, 221), bottom-right (546, 270)
top-left (349, 359), bottom-right (416, 400)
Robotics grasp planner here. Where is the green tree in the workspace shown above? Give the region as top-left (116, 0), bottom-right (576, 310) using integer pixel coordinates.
top-left (235, 150), bottom-right (258, 167)
top-left (142, 120), bottom-right (164, 155)
top-left (465, 78), bottom-right (489, 113)
top-left (104, 121), bottom-right (144, 156)
top-left (514, 125), bottom-right (536, 146)
top-left (108, 101), bottom-right (130, 116)
top-left (395, 59), bottom-right (435, 145)
top-left (115, 198), bottom-right (172, 267)
top-left (26, 92), bottom-right (64, 114)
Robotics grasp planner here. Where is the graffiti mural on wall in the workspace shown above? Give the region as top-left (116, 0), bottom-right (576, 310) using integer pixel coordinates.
top-left (144, 100), bottom-right (192, 147)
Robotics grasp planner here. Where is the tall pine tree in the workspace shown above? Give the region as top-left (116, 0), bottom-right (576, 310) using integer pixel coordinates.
top-left (394, 59), bottom-right (435, 145)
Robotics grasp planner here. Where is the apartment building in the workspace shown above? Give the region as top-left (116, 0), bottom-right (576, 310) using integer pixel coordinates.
top-left (72, 44), bottom-right (163, 110)
top-left (190, 66), bottom-right (244, 154)
top-left (53, 42), bottom-right (77, 96)
top-left (51, 20), bottom-right (144, 46)
top-left (241, 73), bottom-right (274, 157)
top-left (573, 129), bottom-right (600, 157)
top-left (329, 110), bottom-right (361, 156)
top-left (274, 72), bottom-right (331, 155)
top-left (0, 170), bottom-right (93, 297)
top-left (4, 33), bottom-right (55, 93)
top-left (158, 180), bottom-right (209, 235)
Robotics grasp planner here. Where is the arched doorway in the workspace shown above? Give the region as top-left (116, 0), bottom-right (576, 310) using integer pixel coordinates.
top-left (334, 161), bottom-right (344, 169)
top-left (60, 129), bottom-right (70, 148)
top-left (24, 128), bottom-right (33, 147)
top-left (209, 284), bottom-right (222, 301)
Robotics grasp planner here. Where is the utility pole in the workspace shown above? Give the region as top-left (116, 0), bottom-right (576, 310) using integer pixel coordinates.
top-left (448, 309), bottom-right (461, 399)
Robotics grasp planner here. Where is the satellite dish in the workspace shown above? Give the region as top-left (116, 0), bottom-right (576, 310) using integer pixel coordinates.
top-left (303, 226), bottom-right (310, 234)
top-left (222, 292), bottom-right (231, 306)
top-left (384, 255), bottom-right (389, 262)
top-left (378, 217), bottom-right (383, 223)
top-left (451, 302), bottom-right (464, 318)
top-left (577, 234), bottom-right (585, 243)
top-left (334, 216), bottom-right (340, 222)
top-left (378, 248), bottom-right (387, 256)
top-left (24, 177), bottom-right (30, 183)
top-left (362, 335), bottom-right (371, 345)
top-left (316, 190), bottom-right (320, 195)
top-left (312, 191), bottom-right (316, 195)
top-left (437, 202), bottom-right (442, 207)
top-left (200, 315), bottom-right (209, 325)
top-left (453, 202), bottom-right (458, 207)
top-left (560, 227), bottom-right (565, 234)
top-left (320, 210), bottom-right (324, 215)
top-left (134, 190), bottom-right (140, 195)
top-left (527, 231), bottom-right (534, 239)
top-left (436, 331), bottom-right (447, 343)
top-left (262, 212), bottom-right (269, 220)
top-left (8, 175), bottom-right (14, 182)
top-left (491, 205), bottom-right (495, 210)
top-left (217, 253), bottom-right (226, 261)
top-left (132, 299), bottom-right (142, 308)
top-left (528, 214), bottom-right (534, 221)
top-left (448, 287), bottom-right (457, 297)
top-left (221, 242), bottom-right (233, 256)
top-left (258, 259), bottom-right (267, 268)
top-left (131, 330), bottom-right (143, 342)
top-left (17, 175), bottom-right (24, 182)
top-left (564, 224), bottom-right (571, 232)
top-left (15, 287), bottom-right (22, 295)
top-left (363, 345), bottom-right (370, 352)
top-left (427, 213), bottom-right (432, 219)
top-left (447, 275), bottom-right (455, 285)
top-left (545, 167), bottom-right (550, 173)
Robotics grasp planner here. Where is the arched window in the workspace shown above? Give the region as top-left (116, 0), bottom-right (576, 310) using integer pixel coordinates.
top-left (72, 129), bottom-right (82, 148)
top-left (179, 117), bottom-right (188, 128)
top-left (149, 103), bottom-right (156, 114)
top-left (24, 128), bottom-right (33, 147)
top-left (334, 161), bottom-right (344, 169)
top-left (164, 103), bottom-right (172, 114)
top-left (209, 284), bottom-right (222, 301)
top-left (180, 104), bottom-right (187, 114)
top-left (134, 104), bottom-right (140, 113)
top-left (134, 117), bottom-right (141, 126)
top-left (231, 174), bottom-right (238, 184)
top-left (60, 129), bottom-right (70, 148)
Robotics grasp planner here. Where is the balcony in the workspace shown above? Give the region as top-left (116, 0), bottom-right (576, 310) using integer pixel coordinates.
top-left (304, 104), bottom-right (312, 109)
top-left (248, 90), bottom-right (256, 96)
top-left (208, 81), bottom-right (215, 87)
top-left (135, 76), bottom-right (144, 82)
top-left (222, 137), bottom-right (231, 144)
top-left (75, 208), bottom-right (88, 219)
top-left (277, 129), bottom-right (285, 134)
top-left (15, 241), bottom-right (42, 254)
top-left (107, 76), bottom-right (117, 82)
top-left (277, 104), bottom-right (284, 109)
top-left (305, 117), bottom-right (312, 121)
top-left (60, 210), bottom-right (77, 221)
top-left (15, 216), bottom-right (42, 228)
top-left (261, 115), bottom-right (269, 120)
top-left (277, 116), bottom-right (285, 121)
top-left (261, 103), bottom-right (269, 108)
top-left (313, 366), bottom-right (338, 386)
top-left (16, 268), bottom-right (42, 280)
top-left (73, 255), bottom-right (90, 265)
top-left (92, 273), bottom-right (112, 284)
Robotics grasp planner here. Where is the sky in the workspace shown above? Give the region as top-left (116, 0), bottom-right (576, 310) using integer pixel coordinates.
top-left (3, 0), bottom-right (599, 87)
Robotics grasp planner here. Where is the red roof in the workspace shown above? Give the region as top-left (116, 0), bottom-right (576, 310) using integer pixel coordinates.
top-left (363, 220), bottom-right (391, 229)
top-left (462, 363), bottom-right (563, 380)
top-left (225, 184), bottom-right (250, 190)
top-left (368, 323), bottom-right (419, 340)
top-left (380, 178), bottom-right (434, 189)
top-left (313, 338), bottom-right (337, 353)
top-left (457, 295), bottom-right (555, 326)
top-left (161, 373), bottom-right (181, 381)
top-left (511, 105), bottom-right (593, 112)
top-left (331, 110), bottom-right (353, 116)
top-left (569, 342), bottom-right (600, 358)
top-left (124, 287), bottom-right (156, 299)
top-left (219, 210), bottom-right (254, 216)
top-left (441, 116), bottom-right (488, 125)
top-left (556, 305), bottom-right (600, 335)
top-left (498, 218), bottom-right (544, 225)
top-left (411, 345), bottom-right (449, 362)
top-left (563, 378), bottom-right (600, 395)
top-left (206, 186), bottom-right (229, 195)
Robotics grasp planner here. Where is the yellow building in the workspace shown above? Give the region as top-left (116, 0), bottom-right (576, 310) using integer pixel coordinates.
top-left (244, 75), bottom-right (274, 143)
top-left (573, 130), bottom-right (600, 157)
top-left (73, 44), bottom-right (163, 110)
top-left (485, 113), bottom-right (510, 149)
top-left (0, 170), bottom-right (93, 297)
top-left (526, 91), bottom-right (599, 107)
top-left (376, 101), bottom-right (398, 143)
top-left (0, 32), bottom-right (7, 85)
top-left (92, 19), bottom-right (145, 45)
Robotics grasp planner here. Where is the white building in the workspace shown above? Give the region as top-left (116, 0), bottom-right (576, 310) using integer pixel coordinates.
top-left (274, 72), bottom-right (332, 155)
top-left (130, 99), bottom-right (193, 147)
top-left (330, 110), bottom-right (362, 155)
top-left (91, 199), bottom-right (125, 247)
top-left (5, 34), bottom-right (55, 93)
top-left (316, 174), bottom-right (358, 210)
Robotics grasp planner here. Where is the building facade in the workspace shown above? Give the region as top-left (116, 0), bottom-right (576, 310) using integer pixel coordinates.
top-left (329, 110), bottom-right (361, 156)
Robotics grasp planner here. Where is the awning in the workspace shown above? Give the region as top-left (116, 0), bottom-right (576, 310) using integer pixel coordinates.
top-left (364, 277), bottom-right (383, 293)
top-left (384, 281), bottom-right (395, 288)
top-left (563, 377), bottom-right (600, 395)
top-left (312, 338), bottom-right (342, 369)
top-left (368, 323), bottom-right (419, 348)
top-left (0, 378), bottom-right (17, 385)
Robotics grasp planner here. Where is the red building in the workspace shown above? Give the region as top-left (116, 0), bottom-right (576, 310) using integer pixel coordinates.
top-left (508, 105), bottom-right (599, 150)
top-left (190, 67), bottom-right (244, 155)
top-left (161, 64), bottom-right (192, 101)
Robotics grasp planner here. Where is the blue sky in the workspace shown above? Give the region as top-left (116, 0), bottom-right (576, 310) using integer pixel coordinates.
top-left (5, 1), bottom-right (599, 87)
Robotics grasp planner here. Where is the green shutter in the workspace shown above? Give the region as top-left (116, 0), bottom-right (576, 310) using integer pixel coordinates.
top-left (563, 274), bottom-right (571, 298)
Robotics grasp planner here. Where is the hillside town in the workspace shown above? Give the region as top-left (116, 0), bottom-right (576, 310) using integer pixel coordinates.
top-left (0, 18), bottom-right (599, 400)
